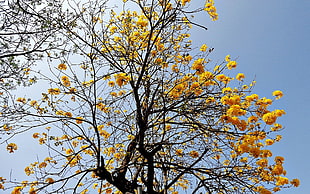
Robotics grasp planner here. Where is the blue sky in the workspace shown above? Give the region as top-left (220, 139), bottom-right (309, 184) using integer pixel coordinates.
top-left (1, 1), bottom-right (309, 193)
top-left (190, 0), bottom-right (309, 193)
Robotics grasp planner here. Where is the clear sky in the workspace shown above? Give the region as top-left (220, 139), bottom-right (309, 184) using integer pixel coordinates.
top-left (0, 1), bottom-right (309, 193)
top-left (190, 1), bottom-right (309, 193)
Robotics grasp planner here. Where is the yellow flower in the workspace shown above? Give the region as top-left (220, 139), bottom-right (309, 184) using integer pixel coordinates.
top-left (169, 83), bottom-right (186, 98)
top-left (204, 0), bottom-right (218, 21)
top-left (96, 103), bottom-right (110, 112)
top-left (64, 112), bottom-right (72, 117)
top-left (11, 186), bottom-right (23, 194)
top-left (189, 150), bottom-right (199, 158)
top-left (61, 76), bottom-right (71, 87)
top-left (291, 179), bottom-right (300, 187)
top-left (191, 58), bottom-right (205, 74)
top-left (240, 157), bottom-right (248, 163)
top-left (275, 176), bottom-right (289, 186)
top-left (250, 147), bottom-right (260, 158)
top-left (226, 61), bottom-right (237, 70)
top-left (56, 110), bottom-right (64, 115)
top-left (256, 158), bottom-right (268, 167)
top-left (200, 44), bottom-right (208, 52)
top-left (216, 74), bottom-right (231, 84)
top-left (175, 149), bottom-right (183, 157)
top-left (205, 97), bottom-right (215, 104)
top-left (274, 109), bottom-right (286, 117)
top-left (248, 116), bottom-right (258, 123)
top-left (265, 139), bottom-right (274, 146)
top-left (199, 71), bottom-right (214, 85)
top-left (76, 117), bottom-right (84, 124)
top-left (260, 149), bottom-right (273, 158)
top-left (274, 156), bottom-right (285, 164)
top-left (38, 162), bottom-right (47, 168)
top-left (106, 147), bottom-right (116, 156)
top-left (65, 148), bottom-right (73, 155)
top-left (67, 87), bottom-right (77, 94)
top-left (171, 64), bottom-right (179, 72)
top-left (118, 90), bottom-right (126, 96)
top-left (39, 138), bottom-right (46, 145)
top-left (48, 88), bottom-right (61, 95)
top-left (155, 58), bottom-right (163, 64)
top-left (226, 105), bottom-right (246, 116)
top-left (24, 166), bottom-right (34, 176)
top-left (108, 81), bottom-right (115, 87)
top-left (29, 100), bottom-right (38, 106)
top-left (225, 55), bottom-right (231, 62)
top-left (114, 73), bottom-right (130, 87)
top-left (258, 187), bottom-right (272, 194)
top-left (110, 92), bottom-right (118, 97)
top-left (236, 73), bottom-right (245, 81)
top-left (184, 55), bottom-right (192, 62)
top-left (262, 112), bottom-right (277, 125)
top-left (272, 164), bottom-right (284, 175)
top-left (245, 94), bottom-right (259, 102)
top-left (114, 153), bottom-right (122, 160)
top-left (136, 15), bottom-right (148, 27)
top-left (275, 135), bottom-right (282, 142)
top-left (181, 0), bottom-right (191, 6)
top-left (44, 157), bottom-right (53, 162)
top-left (272, 90), bottom-right (283, 99)
top-left (28, 187), bottom-right (37, 194)
top-left (45, 178), bottom-right (54, 184)
top-left (189, 82), bottom-right (203, 96)
top-left (82, 80), bottom-right (94, 87)
top-left (57, 63), bottom-right (67, 70)
top-left (16, 97), bottom-right (26, 103)
top-left (127, 134), bottom-right (135, 140)
top-left (7, 143), bottom-right (18, 153)
top-left (271, 123), bottom-right (282, 131)
top-left (99, 129), bottom-right (111, 139)
top-left (109, 26), bottom-right (117, 33)
top-left (3, 124), bottom-right (12, 131)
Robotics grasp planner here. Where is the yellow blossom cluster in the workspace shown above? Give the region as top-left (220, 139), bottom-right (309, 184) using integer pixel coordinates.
top-left (56, 110), bottom-right (73, 117)
top-left (6, 143), bottom-right (18, 153)
top-left (66, 154), bottom-right (82, 167)
top-left (2, 124), bottom-right (12, 131)
top-left (16, 97), bottom-right (27, 103)
top-left (61, 76), bottom-right (71, 87)
top-left (272, 90), bottom-right (283, 100)
top-left (57, 63), bottom-right (67, 70)
top-left (82, 79), bottom-right (94, 87)
top-left (96, 102), bottom-right (110, 113)
top-left (200, 44), bottom-right (208, 52)
top-left (98, 125), bottom-right (111, 139)
top-left (204, 0), bottom-right (218, 21)
top-left (189, 150), bottom-right (199, 158)
top-left (0, 177), bottom-right (5, 190)
top-left (45, 178), bottom-right (54, 184)
top-left (114, 73), bottom-right (131, 87)
top-left (191, 58), bottom-right (206, 74)
top-left (47, 88), bottom-right (61, 95)
top-left (75, 117), bottom-right (84, 124)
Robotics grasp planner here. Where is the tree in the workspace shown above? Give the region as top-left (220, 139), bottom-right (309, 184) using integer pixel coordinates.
top-left (0, 0), bottom-right (74, 110)
top-left (0, 0), bottom-right (300, 193)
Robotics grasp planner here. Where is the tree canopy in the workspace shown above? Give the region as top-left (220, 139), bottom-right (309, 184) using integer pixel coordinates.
top-left (0, 0), bottom-right (299, 193)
